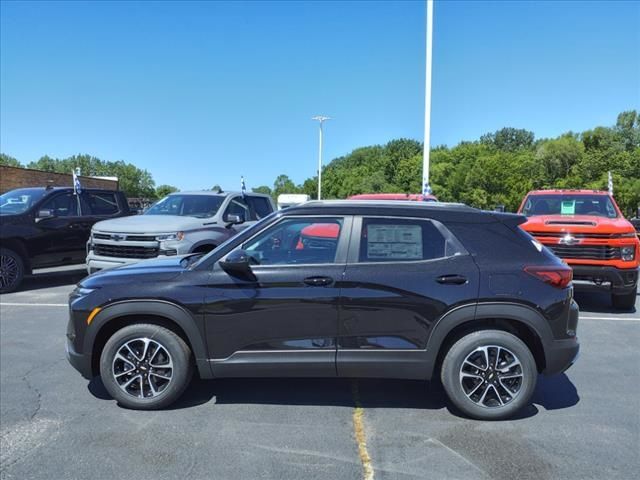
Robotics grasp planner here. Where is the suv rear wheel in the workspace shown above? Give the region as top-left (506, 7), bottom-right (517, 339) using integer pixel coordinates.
top-left (0, 247), bottom-right (25, 293)
top-left (440, 330), bottom-right (537, 420)
top-left (100, 324), bottom-right (193, 409)
top-left (612, 286), bottom-right (637, 310)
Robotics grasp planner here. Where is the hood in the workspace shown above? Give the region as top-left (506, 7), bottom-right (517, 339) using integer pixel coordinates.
top-left (80, 255), bottom-right (190, 288)
top-left (92, 214), bottom-right (213, 233)
top-left (521, 214), bottom-right (635, 234)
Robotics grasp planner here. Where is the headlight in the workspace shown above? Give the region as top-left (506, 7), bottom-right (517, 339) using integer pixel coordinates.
top-left (74, 287), bottom-right (95, 296)
top-left (621, 246), bottom-right (636, 261)
top-left (156, 232), bottom-right (184, 242)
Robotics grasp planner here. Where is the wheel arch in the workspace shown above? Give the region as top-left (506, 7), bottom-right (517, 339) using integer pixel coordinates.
top-left (85, 300), bottom-right (212, 379)
top-left (1, 238), bottom-right (31, 273)
top-left (426, 302), bottom-right (553, 378)
top-left (190, 241), bottom-right (218, 254)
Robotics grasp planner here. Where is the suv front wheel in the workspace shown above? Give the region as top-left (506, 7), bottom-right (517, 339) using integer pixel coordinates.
top-left (100, 324), bottom-right (193, 409)
top-left (0, 247), bottom-right (25, 294)
top-left (440, 330), bottom-right (537, 420)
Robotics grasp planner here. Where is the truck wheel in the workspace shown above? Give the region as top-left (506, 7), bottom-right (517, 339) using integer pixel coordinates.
top-left (0, 247), bottom-right (25, 293)
top-left (612, 287), bottom-right (637, 310)
top-left (440, 330), bottom-right (537, 420)
top-left (100, 324), bottom-right (193, 410)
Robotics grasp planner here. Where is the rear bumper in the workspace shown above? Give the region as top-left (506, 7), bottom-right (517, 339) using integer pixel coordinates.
top-left (571, 265), bottom-right (638, 293)
top-left (543, 299), bottom-right (580, 375)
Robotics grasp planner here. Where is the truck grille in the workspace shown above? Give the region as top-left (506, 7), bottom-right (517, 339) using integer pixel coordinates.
top-left (94, 244), bottom-right (159, 259)
top-left (93, 233), bottom-right (155, 242)
top-left (548, 245), bottom-right (621, 260)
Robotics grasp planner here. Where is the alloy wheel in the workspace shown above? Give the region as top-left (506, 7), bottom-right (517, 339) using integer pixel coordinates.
top-left (459, 345), bottom-right (524, 408)
top-left (112, 337), bottom-right (174, 399)
top-left (0, 254), bottom-right (19, 290)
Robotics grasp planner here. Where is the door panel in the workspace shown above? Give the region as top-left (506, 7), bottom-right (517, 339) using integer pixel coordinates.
top-left (202, 215), bottom-right (352, 377)
top-left (337, 216), bottom-right (480, 379)
top-left (30, 193), bottom-right (89, 267)
top-left (203, 264), bottom-right (345, 377)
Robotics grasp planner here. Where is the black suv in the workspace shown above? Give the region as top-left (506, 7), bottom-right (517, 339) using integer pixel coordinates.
top-left (67, 201), bottom-right (579, 420)
top-left (1, 187), bottom-right (130, 292)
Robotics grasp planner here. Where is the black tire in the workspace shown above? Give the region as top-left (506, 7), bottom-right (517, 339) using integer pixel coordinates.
top-left (612, 286), bottom-right (637, 310)
top-left (0, 247), bottom-right (25, 293)
top-left (100, 323), bottom-right (193, 410)
top-left (440, 330), bottom-right (537, 420)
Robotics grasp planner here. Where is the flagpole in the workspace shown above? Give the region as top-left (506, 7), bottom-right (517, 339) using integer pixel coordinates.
top-left (312, 115), bottom-right (331, 200)
top-left (422, 0), bottom-right (434, 195)
top-left (73, 168), bottom-right (82, 214)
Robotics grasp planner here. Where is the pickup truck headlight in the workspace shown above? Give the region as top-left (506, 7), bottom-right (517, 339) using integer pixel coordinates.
top-left (156, 232), bottom-right (184, 242)
top-left (621, 246), bottom-right (636, 261)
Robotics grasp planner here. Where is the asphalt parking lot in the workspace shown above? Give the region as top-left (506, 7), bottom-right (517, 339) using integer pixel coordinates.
top-left (1, 267), bottom-right (638, 480)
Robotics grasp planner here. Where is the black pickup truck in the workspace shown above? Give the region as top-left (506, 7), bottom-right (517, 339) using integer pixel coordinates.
top-left (0, 187), bottom-right (130, 292)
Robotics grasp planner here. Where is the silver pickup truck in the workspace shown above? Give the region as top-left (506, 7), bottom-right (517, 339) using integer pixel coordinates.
top-left (86, 191), bottom-right (274, 272)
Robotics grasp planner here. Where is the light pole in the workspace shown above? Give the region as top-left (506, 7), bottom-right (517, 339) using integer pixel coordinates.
top-left (422, 0), bottom-right (434, 195)
top-left (312, 115), bottom-right (330, 200)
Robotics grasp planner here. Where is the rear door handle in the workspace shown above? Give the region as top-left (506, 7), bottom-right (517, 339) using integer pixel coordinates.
top-left (436, 274), bottom-right (468, 285)
top-left (304, 276), bottom-right (334, 287)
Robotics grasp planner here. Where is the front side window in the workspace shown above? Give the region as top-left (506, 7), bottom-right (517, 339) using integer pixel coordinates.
top-left (145, 195), bottom-right (224, 218)
top-left (40, 192), bottom-right (78, 217)
top-left (521, 194), bottom-right (618, 218)
top-left (359, 217), bottom-right (462, 262)
top-left (225, 197), bottom-right (252, 221)
top-left (86, 192), bottom-right (118, 215)
top-left (242, 217), bottom-right (343, 266)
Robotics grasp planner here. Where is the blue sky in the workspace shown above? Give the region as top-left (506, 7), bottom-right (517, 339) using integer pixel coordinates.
top-left (1, 0), bottom-right (638, 191)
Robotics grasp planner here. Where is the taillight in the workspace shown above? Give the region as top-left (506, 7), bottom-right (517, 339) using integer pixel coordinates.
top-left (524, 265), bottom-right (573, 289)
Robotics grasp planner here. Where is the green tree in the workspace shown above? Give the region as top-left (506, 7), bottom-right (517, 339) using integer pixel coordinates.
top-left (481, 127), bottom-right (535, 152)
top-left (273, 174), bottom-right (299, 198)
top-left (0, 153), bottom-right (22, 167)
top-left (252, 185), bottom-right (272, 196)
top-left (27, 154), bottom-right (156, 198)
top-left (156, 184), bottom-right (179, 198)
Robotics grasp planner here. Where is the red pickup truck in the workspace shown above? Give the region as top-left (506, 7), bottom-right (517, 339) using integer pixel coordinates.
top-left (518, 190), bottom-right (639, 309)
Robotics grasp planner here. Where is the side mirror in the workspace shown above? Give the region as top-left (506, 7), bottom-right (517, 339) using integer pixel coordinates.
top-left (225, 213), bottom-right (245, 228)
top-left (36, 209), bottom-right (54, 221)
top-left (220, 249), bottom-right (254, 277)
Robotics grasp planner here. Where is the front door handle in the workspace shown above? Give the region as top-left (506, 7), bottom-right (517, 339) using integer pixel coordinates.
top-left (436, 274), bottom-right (468, 285)
top-left (304, 276), bottom-right (334, 287)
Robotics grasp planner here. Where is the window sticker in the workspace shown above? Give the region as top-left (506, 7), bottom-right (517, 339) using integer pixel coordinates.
top-left (366, 224), bottom-right (423, 259)
top-left (560, 200), bottom-right (575, 215)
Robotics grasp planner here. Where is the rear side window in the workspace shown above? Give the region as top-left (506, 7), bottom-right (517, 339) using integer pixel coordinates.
top-left (358, 217), bottom-right (464, 262)
top-left (86, 192), bottom-right (119, 215)
top-left (247, 196), bottom-right (272, 219)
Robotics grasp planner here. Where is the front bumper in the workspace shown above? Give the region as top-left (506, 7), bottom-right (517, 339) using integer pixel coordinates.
top-left (66, 337), bottom-right (93, 379)
top-left (86, 252), bottom-right (136, 273)
top-left (571, 265), bottom-right (638, 293)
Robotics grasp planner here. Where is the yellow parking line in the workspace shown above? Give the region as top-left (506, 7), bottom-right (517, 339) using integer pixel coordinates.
top-left (351, 381), bottom-right (374, 480)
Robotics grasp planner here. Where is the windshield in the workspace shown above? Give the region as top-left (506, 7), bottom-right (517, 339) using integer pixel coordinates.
top-left (145, 194), bottom-right (224, 218)
top-left (0, 188), bottom-right (48, 215)
top-left (521, 194), bottom-right (618, 218)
